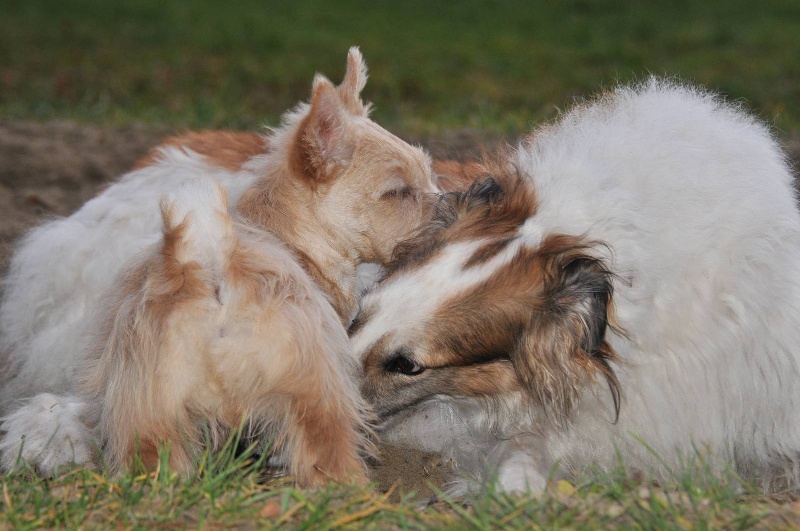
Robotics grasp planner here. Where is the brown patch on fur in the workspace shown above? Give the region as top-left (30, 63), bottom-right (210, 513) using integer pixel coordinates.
top-left (436, 361), bottom-right (521, 397)
top-left (135, 439), bottom-right (161, 471)
top-left (289, 112), bottom-right (315, 182)
top-left (133, 131), bottom-right (266, 171)
top-left (294, 250), bottom-right (352, 320)
top-left (235, 178), bottom-right (298, 240)
top-left (423, 234), bottom-right (620, 424)
top-left (444, 172), bottom-right (537, 243)
top-left (237, 180), bottom-right (356, 319)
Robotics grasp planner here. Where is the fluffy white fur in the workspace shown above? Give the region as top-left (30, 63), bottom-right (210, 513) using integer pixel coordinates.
top-left (352, 79), bottom-right (800, 494)
top-left (0, 393), bottom-right (92, 476)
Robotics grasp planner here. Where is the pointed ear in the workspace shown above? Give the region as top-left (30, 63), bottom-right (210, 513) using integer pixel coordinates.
top-left (337, 46), bottom-right (371, 116)
top-left (292, 75), bottom-right (355, 183)
top-left (511, 242), bottom-right (619, 424)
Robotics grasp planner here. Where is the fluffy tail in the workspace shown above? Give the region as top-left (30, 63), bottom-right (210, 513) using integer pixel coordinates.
top-left (159, 177), bottom-right (235, 275)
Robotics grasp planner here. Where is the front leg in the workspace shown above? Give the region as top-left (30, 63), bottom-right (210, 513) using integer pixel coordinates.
top-left (0, 393), bottom-right (96, 475)
top-left (486, 436), bottom-right (557, 493)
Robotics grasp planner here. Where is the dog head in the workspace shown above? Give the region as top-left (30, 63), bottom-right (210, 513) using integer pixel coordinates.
top-left (350, 169), bottom-right (620, 426)
top-left (238, 48), bottom-right (436, 267)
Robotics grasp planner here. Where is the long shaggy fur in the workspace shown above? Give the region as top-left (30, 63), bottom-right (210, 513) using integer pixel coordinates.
top-left (80, 179), bottom-right (372, 484)
top-left (0, 48), bottom-right (434, 481)
top-left (351, 78), bottom-right (800, 494)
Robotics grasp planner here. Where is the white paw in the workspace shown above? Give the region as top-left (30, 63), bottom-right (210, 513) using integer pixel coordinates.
top-left (495, 450), bottom-right (548, 493)
top-left (0, 393), bottom-right (94, 475)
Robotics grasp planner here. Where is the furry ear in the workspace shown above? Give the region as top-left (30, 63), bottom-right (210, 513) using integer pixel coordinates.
top-left (293, 76), bottom-right (355, 183)
top-left (512, 243), bottom-right (619, 424)
top-left (337, 47), bottom-right (370, 116)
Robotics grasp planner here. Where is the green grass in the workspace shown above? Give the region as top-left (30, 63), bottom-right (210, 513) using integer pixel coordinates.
top-left (1, 0), bottom-right (800, 135)
top-left (1, 445), bottom-right (795, 529)
top-left (3, 1), bottom-right (800, 527)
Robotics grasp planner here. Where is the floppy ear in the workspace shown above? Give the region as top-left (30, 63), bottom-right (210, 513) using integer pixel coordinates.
top-left (337, 46), bottom-right (370, 116)
top-left (293, 76), bottom-right (355, 184)
top-left (511, 242), bottom-right (619, 424)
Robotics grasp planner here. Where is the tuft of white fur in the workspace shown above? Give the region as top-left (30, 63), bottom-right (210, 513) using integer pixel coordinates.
top-left (159, 178), bottom-right (235, 273)
top-left (355, 78), bottom-right (800, 494)
top-left (0, 393), bottom-right (93, 475)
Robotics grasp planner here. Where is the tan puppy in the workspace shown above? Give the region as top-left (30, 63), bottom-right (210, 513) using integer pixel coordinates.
top-left (82, 180), bottom-right (371, 486)
top-left (0, 49), bottom-right (435, 485)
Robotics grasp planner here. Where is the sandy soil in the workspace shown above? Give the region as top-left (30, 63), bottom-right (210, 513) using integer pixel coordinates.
top-left (1, 119), bottom-right (798, 498)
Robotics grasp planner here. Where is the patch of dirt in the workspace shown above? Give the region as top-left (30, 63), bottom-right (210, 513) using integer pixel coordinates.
top-left (0, 120), bottom-right (169, 273)
top-left (0, 119), bottom-right (798, 499)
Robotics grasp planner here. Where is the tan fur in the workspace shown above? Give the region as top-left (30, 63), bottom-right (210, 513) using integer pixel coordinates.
top-left (235, 64), bottom-right (436, 320)
top-left (78, 48), bottom-right (435, 485)
top-left (133, 131), bottom-right (267, 172)
top-left (82, 183), bottom-right (371, 485)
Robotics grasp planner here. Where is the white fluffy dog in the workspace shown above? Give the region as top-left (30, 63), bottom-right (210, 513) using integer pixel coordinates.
top-left (350, 79), bottom-right (800, 494)
top-left (0, 48), bottom-right (436, 482)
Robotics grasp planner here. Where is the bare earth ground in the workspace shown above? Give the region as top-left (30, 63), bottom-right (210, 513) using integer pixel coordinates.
top-left (0, 119), bottom-right (798, 498)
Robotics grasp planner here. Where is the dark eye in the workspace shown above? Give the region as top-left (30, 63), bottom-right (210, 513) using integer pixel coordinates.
top-left (385, 352), bottom-right (425, 376)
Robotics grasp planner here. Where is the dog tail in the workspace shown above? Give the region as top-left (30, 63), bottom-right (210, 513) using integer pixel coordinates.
top-left (159, 178), bottom-right (235, 275)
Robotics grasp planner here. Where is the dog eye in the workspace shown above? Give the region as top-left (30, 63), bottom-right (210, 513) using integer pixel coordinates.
top-left (385, 352), bottom-right (425, 376)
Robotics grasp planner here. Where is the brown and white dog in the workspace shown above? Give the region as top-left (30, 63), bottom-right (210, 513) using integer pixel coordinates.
top-left (0, 48), bottom-right (435, 484)
top-left (351, 80), bottom-right (800, 494)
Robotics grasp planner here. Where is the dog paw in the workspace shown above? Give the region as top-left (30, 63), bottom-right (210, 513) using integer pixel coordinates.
top-left (494, 450), bottom-right (548, 493)
top-left (0, 393), bottom-right (95, 475)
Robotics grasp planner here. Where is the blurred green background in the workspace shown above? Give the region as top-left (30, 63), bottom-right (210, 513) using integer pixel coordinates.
top-left (2, 0), bottom-right (799, 136)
